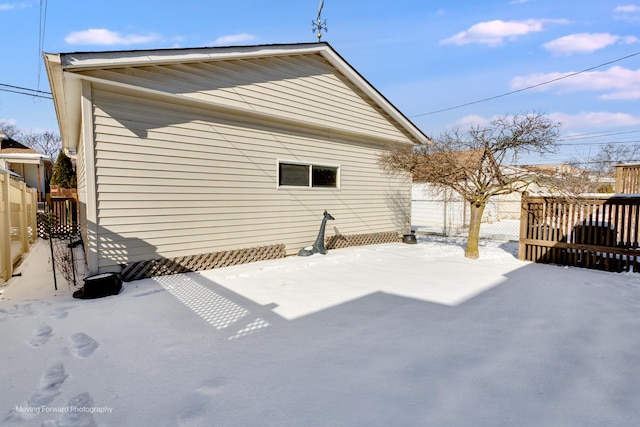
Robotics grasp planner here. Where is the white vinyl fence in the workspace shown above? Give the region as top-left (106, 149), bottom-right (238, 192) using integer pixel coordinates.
top-left (411, 183), bottom-right (521, 241)
top-left (1, 170), bottom-right (37, 283)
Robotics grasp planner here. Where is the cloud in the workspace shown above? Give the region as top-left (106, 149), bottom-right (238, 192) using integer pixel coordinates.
top-left (510, 66), bottom-right (640, 99)
top-left (550, 112), bottom-right (640, 129)
top-left (0, 2), bottom-right (29, 11)
top-left (453, 114), bottom-right (491, 128)
top-left (213, 33), bottom-right (257, 45)
top-left (614, 4), bottom-right (640, 12)
top-left (544, 33), bottom-right (639, 55)
top-left (614, 4), bottom-right (640, 20)
top-left (509, 0), bottom-right (530, 4)
top-left (65, 29), bottom-right (162, 46)
top-left (440, 18), bottom-right (568, 47)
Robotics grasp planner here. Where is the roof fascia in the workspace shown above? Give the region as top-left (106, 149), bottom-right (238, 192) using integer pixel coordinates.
top-left (44, 52), bottom-right (83, 156)
top-left (60, 43), bottom-right (328, 71)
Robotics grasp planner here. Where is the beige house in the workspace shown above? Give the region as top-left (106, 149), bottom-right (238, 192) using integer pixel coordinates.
top-left (44, 42), bottom-right (428, 279)
top-left (0, 132), bottom-right (53, 202)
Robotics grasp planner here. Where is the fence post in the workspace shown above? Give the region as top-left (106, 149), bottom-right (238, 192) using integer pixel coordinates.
top-left (19, 181), bottom-right (29, 255)
top-left (29, 189), bottom-right (37, 244)
top-left (518, 193), bottom-right (529, 261)
top-left (1, 171), bottom-right (11, 282)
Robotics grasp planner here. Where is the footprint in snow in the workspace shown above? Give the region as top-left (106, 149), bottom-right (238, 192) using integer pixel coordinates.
top-left (69, 333), bottom-right (99, 358)
top-left (29, 363), bottom-right (69, 407)
top-left (0, 303), bottom-right (33, 320)
top-left (44, 392), bottom-right (97, 427)
top-left (2, 363), bottom-right (67, 425)
top-left (45, 305), bottom-right (71, 319)
top-left (178, 378), bottom-right (227, 425)
top-left (28, 324), bottom-right (53, 347)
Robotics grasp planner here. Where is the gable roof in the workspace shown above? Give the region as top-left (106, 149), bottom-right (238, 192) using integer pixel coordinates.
top-left (44, 42), bottom-right (430, 155)
top-left (412, 148), bottom-right (504, 183)
top-left (0, 132), bottom-right (36, 153)
top-left (0, 132), bottom-right (51, 162)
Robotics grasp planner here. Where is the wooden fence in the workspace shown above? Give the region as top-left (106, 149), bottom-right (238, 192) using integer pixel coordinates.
top-left (615, 164), bottom-right (640, 194)
top-left (519, 195), bottom-right (640, 273)
top-left (1, 170), bottom-right (38, 283)
top-left (39, 197), bottom-right (79, 238)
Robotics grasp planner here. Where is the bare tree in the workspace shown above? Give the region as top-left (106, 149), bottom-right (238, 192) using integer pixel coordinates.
top-left (560, 143), bottom-right (640, 194)
top-left (589, 143), bottom-right (640, 176)
top-left (0, 120), bottom-right (24, 139)
top-left (0, 121), bottom-right (61, 159)
top-left (23, 131), bottom-right (62, 159)
top-left (380, 112), bottom-right (561, 259)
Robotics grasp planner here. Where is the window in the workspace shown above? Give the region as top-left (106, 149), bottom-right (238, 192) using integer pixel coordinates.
top-left (278, 162), bottom-right (339, 189)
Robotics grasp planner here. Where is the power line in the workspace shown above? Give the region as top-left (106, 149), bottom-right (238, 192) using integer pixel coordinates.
top-left (559, 129), bottom-right (640, 141)
top-left (558, 139), bottom-right (640, 147)
top-left (37, 0), bottom-right (49, 91)
top-left (410, 50), bottom-right (640, 118)
top-left (0, 83), bottom-right (52, 99)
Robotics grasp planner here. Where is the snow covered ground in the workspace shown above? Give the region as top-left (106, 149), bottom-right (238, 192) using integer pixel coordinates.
top-left (2, 237), bottom-right (640, 426)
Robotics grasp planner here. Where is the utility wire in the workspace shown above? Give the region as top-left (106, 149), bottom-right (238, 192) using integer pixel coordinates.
top-left (37, 0), bottom-right (49, 91)
top-left (410, 50), bottom-right (640, 118)
top-left (559, 129), bottom-right (640, 141)
top-left (558, 140), bottom-right (640, 147)
top-left (0, 83), bottom-right (52, 99)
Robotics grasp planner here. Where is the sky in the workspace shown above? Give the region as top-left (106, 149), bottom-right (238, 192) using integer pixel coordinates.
top-left (1, 0), bottom-right (640, 165)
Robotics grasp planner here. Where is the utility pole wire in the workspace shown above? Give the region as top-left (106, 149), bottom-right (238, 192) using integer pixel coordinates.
top-left (37, 0), bottom-right (49, 91)
top-left (410, 50), bottom-right (640, 118)
top-left (0, 83), bottom-right (53, 99)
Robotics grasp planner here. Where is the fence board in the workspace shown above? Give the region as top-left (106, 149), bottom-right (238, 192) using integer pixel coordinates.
top-left (40, 198), bottom-right (79, 238)
top-left (519, 195), bottom-right (640, 273)
top-left (616, 165), bottom-right (640, 194)
top-left (0, 171), bottom-right (38, 283)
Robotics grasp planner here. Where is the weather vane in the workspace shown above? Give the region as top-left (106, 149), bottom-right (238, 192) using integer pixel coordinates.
top-left (312, 0), bottom-right (328, 41)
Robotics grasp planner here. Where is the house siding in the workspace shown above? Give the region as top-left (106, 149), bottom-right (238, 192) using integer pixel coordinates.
top-left (76, 133), bottom-right (88, 247)
top-left (77, 53), bottom-right (411, 145)
top-left (91, 85), bottom-right (410, 272)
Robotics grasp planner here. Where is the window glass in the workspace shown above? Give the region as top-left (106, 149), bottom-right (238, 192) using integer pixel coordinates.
top-left (279, 163), bottom-right (309, 186)
top-left (312, 166), bottom-right (338, 188)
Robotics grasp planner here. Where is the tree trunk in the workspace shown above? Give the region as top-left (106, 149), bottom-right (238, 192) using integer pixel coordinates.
top-left (465, 201), bottom-right (486, 259)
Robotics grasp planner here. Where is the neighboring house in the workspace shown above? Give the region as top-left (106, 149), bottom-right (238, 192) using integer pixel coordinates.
top-left (44, 42), bottom-right (429, 277)
top-left (0, 132), bottom-right (53, 202)
top-left (522, 162), bottom-right (583, 175)
top-left (523, 162), bottom-right (614, 194)
top-left (0, 165), bottom-right (23, 180)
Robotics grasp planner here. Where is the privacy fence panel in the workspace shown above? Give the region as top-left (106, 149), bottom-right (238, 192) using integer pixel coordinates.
top-left (519, 195), bottom-right (640, 273)
top-left (615, 165), bottom-right (640, 194)
top-left (1, 170), bottom-right (38, 283)
top-left (411, 183), bottom-right (521, 240)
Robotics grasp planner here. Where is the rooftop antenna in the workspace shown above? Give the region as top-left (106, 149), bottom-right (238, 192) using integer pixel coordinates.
top-left (312, 0), bottom-right (328, 41)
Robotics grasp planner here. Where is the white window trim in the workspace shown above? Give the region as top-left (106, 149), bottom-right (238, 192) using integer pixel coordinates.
top-left (276, 159), bottom-right (341, 190)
